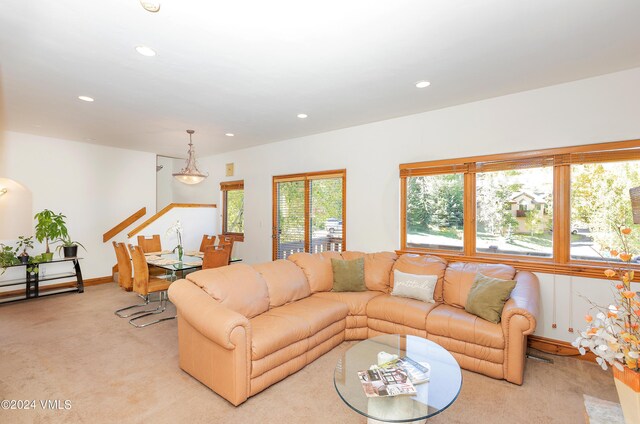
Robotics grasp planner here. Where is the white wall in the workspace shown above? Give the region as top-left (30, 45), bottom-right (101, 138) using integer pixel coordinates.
top-left (0, 132), bottom-right (156, 283)
top-left (170, 67), bottom-right (640, 342)
top-left (129, 206), bottom-right (217, 253)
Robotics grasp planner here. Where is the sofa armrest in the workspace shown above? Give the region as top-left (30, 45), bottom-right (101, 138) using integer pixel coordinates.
top-left (500, 271), bottom-right (540, 385)
top-left (501, 271), bottom-right (539, 336)
top-left (168, 279), bottom-right (250, 349)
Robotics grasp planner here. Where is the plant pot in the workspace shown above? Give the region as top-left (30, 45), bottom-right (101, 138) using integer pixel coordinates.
top-left (613, 365), bottom-right (640, 424)
top-left (63, 245), bottom-right (78, 258)
top-left (19, 254), bottom-right (30, 265)
top-left (43, 252), bottom-right (54, 262)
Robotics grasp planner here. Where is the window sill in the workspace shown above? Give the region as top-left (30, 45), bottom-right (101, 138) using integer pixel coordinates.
top-left (396, 248), bottom-right (640, 281)
top-left (223, 233), bottom-right (244, 242)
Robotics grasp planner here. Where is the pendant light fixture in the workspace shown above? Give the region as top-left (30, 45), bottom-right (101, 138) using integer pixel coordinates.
top-left (173, 130), bottom-right (208, 185)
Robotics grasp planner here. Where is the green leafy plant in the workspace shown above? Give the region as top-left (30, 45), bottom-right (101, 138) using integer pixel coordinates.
top-left (34, 210), bottom-right (68, 253)
top-left (15, 236), bottom-right (34, 257)
top-left (27, 253), bottom-right (47, 275)
top-left (54, 235), bottom-right (87, 253)
top-left (0, 243), bottom-right (19, 275)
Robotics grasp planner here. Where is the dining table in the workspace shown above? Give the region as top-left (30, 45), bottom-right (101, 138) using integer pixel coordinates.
top-left (144, 250), bottom-right (241, 280)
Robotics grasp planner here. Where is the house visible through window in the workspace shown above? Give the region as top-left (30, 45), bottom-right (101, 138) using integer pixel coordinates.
top-left (273, 170), bottom-right (346, 260)
top-left (221, 180), bottom-right (244, 239)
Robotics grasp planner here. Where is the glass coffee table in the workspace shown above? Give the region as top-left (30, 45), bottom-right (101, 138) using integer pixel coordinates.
top-left (334, 334), bottom-right (462, 423)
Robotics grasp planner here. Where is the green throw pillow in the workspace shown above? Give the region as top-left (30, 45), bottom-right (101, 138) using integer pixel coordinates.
top-left (465, 273), bottom-right (516, 324)
top-left (331, 257), bottom-right (366, 292)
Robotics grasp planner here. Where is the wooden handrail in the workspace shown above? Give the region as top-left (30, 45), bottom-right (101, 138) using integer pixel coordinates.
top-left (103, 207), bottom-right (147, 242)
top-left (127, 203), bottom-right (216, 239)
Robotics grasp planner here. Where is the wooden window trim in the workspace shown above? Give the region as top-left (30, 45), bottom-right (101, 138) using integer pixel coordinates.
top-left (272, 169), bottom-right (346, 260)
top-left (400, 139), bottom-right (640, 281)
top-left (221, 180), bottom-right (244, 240)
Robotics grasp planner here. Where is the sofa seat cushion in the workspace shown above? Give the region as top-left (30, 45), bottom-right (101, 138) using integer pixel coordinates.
top-left (251, 297), bottom-right (348, 361)
top-left (367, 294), bottom-right (439, 330)
top-left (341, 251), bottom-right (398, 292)
top-left (312, 290), bottom-right (383, 316)
top-left (250, 312), bottom-right (309, 360)
top-left (252, 259), bottom-right (311, 308)
top-left (426, 304), bottom-right (504, 349)
top-left (268, 296), bottom-right (348, 334)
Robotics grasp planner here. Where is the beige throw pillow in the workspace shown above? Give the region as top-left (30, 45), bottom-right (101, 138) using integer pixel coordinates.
top-left (391, 270), bottom-right (438, 303)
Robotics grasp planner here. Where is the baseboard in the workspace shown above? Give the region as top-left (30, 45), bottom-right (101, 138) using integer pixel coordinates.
top-left (0, 275), bottom-right (113, 299)
top-left (528, 334), bottom-right (597, 363)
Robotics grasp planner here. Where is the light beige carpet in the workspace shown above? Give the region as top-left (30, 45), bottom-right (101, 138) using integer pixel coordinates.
top-left (0, 284), bottom-right (619, 424)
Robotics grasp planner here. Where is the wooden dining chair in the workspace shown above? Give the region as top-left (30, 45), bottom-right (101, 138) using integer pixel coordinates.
top-left (199, 235), bottom-right (216, 253)
top-left (202, 245), bottom-right (230, 269)
top-left (113, 241), bottom-right (161, 318)
top-left (216, 242), bottom-right (233, 265)
top-left (137, 234), bottom-right (162, 253)
top-left (127, 244), bottom-right (175, 328)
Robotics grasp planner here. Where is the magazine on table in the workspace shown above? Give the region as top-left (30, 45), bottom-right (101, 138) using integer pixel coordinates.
top-left (379, 356), bottom-right (431, 384)
top-left (357, 367), bottom-right (417, 398)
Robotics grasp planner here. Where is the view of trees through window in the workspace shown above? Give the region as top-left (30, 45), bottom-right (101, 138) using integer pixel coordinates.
top-left (225, 189), bottom-right (244, 234)
top-left (571, 160), bottom-right (640, 261)
top-left (476, 167), bottom-right (553, 257)
top-left (406, 174), bottom-right (464, 250)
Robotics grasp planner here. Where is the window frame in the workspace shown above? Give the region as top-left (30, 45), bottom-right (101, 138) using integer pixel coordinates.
top-left (220, 180), bottom-right (244, 241)
top-left (399, 139), bottom-right (640, 280)
top-left (272, 169), bottom-right (347, 260)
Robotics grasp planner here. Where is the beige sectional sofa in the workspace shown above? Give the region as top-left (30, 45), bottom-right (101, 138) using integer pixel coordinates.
top-left (168, 251), bottom-right (540, 406)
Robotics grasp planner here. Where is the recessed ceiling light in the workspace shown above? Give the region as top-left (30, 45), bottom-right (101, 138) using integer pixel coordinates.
top-left (225, 133), bottom-right (234, 137)
top-left (135, 45), bottom-right (156, 57)
top-left (140, 1), bottom-right (160, 12)
top-left (78, 96), bottom-right (94, 102)
top-left (415, 80), bottom-right (431, 88)
top-left (297, 113), bottom-right (308, 119)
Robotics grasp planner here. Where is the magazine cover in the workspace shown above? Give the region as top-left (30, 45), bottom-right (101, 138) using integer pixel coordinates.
top-left (357, 367), bottom-right (417, 398)
top-left (378, 356), bottom-right (431, 384)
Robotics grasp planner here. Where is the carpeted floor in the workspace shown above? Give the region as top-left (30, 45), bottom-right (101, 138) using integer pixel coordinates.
top-left (0, 283), bottom-right (619, 424)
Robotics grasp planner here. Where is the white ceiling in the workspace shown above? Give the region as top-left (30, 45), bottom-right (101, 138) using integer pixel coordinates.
top-left (1, 0), bottom-right (639, 157)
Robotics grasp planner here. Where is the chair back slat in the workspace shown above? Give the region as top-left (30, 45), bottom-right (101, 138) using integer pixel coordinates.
top-left (112, 241), bottom-right (132, 290)
top-left (199, 235), bottom-right (216, 253)
top-left (128, 244), bottom-right (150, 295)
top-left (137, 234), bottom-right (162, 253)
top-left (202, 246), bottom-right (230, 269)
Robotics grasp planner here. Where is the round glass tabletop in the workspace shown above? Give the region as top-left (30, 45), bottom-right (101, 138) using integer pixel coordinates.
top-left (334, 334), bottom-right (462, 423)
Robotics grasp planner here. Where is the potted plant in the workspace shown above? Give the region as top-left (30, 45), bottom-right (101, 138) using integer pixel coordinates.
top-left (166, 220), bottom-right (184, 261)
top-left (573, 226), bottom-right (639, 424)
top-left (55, 235), bottom-right (86, 258)
top-left (34, 209), bottom-right (68, 261)
top-left (15, 236), bottom-right (34, 264)
top-left (0, 243), bottom-right (19, 275)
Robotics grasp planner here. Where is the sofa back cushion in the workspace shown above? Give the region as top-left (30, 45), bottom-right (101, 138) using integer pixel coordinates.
top-left (341, 251), bottom-right (398, 293)
top-left (443, 262), bottom-right (516, 308)
top-left (391, 254), bottom-right (448, 302)
top-left (253, 260), bottom-right (311, 308)
top-left (288, 251), bottom-right (342, 292)
top-left (186, 264), bottom-right (270, 318)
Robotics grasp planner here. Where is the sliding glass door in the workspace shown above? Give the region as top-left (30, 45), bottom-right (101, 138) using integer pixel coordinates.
top-left (273, 170), bottom-right (346, 260)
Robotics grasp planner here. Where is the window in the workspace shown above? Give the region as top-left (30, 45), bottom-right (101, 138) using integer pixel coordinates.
top-left (570, 157), bottom-right (640, 262)
top-left (273, 170), bottom-right (346, 260)
top-left (406, 174), bottom-right (464, 251)
top-left (476, 163), bottom-right (553, 257)
top-left (221, 180), bottom-right (244, 239)
top-left (400, 140), bottom-right (640, 279)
